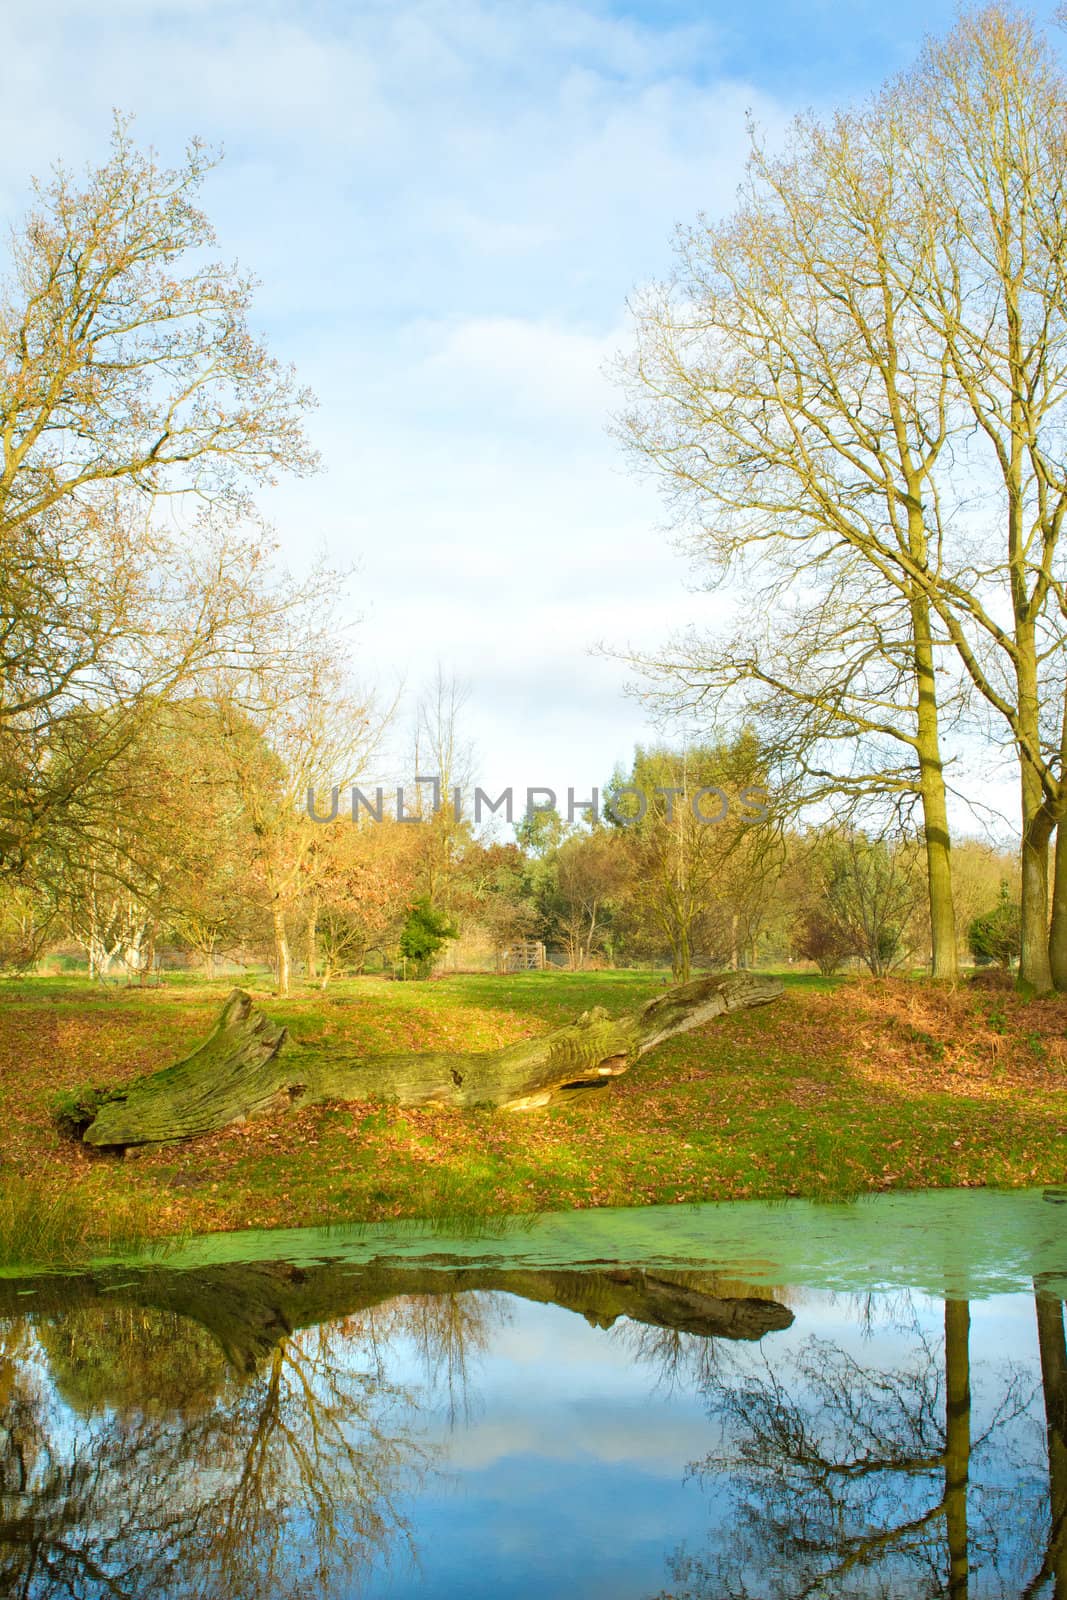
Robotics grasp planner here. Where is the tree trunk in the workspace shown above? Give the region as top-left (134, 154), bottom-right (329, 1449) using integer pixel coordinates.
top-left (919, 748), bottom-right (958, 981)
top-left (673, 925), bottom-right (691, 984)
top-left (1016, 595), bottom-right (1054, 992)
top-left (1021, 784), bottom-right (1054, 993)
top-left (1035, 1291), bottom-right (1067, 1600)
top-left (1049, 825), bottom-right (1067, 994)
top-left (77, 971), bottom-right (783, 1149)
top-left (305, 904), bottom-right (317, 982)
top-left (272, 900), bottom-right (291, 997)
top-left (1049, 687), bottom-right (1067, 992)
top-left (910, 544), bottom-right (957, 981)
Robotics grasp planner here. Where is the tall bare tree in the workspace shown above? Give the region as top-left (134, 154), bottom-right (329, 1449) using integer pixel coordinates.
top-left (621, 6), bottom-right (1067, 992)
top-left (618, 86), bottom-right (962, 976)
top-left (892, 8), bottom-right (1067, 991)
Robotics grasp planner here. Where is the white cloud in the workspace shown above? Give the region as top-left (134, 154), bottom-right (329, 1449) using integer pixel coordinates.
top-left (0, 0), bottom-right (787, 784)
top-left (421, 315), bottom-right (618, 424)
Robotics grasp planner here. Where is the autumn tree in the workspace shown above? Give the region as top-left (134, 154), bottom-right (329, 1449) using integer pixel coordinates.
top-left (798, 827), bottom-right (925, 977)
top-left (41, 699), bottom-right (266, 977)
top-left (307, 816), bottom-right (423, 985)
top-left (205, 611), bottom-right (383, 996)
top-left (0, 118), bottom-right (317, 883)
top-left (551, 827), bottom-right (630, 970)
top-left (608, 737), bottom-right (779, 980)
top-left (460, 840), bottom-right (542, 955)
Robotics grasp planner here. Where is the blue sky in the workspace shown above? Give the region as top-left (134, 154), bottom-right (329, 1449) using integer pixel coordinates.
top-left (4, 2), bottom-right (1060, 816)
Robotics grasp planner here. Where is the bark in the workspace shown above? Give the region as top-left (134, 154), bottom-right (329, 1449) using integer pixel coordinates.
top-left (0, 1258), bottom-right (795, 1375)
top-left (305, 905), bottom-right (317, 982)
top-left (78, 971), bottom-right (783, 1149)
top-left (1050, 689), bottom-right (1067, 992)
top-left (673, 925), bottom-right (692, 985)
top-left (1050, 825), bottom-right (1067, 994)
top-left (908, 334), bottom-right (953, 972)
top-left (1021, 786), bottom-right (1055, 993)
top-left (271, 899), bottom-right (291, 997)
top-left (919, 764), bottom-right (958, 980)
top-left (1016, 592), bottom-right (1054, 990)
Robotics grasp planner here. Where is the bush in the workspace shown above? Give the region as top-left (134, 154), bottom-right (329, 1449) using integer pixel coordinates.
top-left (968, 883), bottom-right (1021, 969)
top-left (398, 899), bottom-right (458, 978)
top-left (791, 909), bottom-right (853, 975)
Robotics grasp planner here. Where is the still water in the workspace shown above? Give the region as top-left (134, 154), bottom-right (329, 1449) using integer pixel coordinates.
top-left (0, 1189), bottom-right (1064, 1598)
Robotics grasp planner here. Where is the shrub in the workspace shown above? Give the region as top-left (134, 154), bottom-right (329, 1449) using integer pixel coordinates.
top-left (792, 909), bottom-right (854, 975)
top-left (968, 883), bottom-right (1021, 969)
top-left (398, 899), bottom-right (458, 978)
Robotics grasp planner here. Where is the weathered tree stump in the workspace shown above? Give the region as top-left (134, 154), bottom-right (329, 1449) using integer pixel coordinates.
top-left (77, 971), bottom-right (783, 1149)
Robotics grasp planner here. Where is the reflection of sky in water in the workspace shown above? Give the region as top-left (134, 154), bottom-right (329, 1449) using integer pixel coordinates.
top-left (2, 1192), bottom-right (1063, 1600)
top-left (369, 1300), bottom-right (712, 1599)
top-left (354, 1290), bottom-right (1049, 1599)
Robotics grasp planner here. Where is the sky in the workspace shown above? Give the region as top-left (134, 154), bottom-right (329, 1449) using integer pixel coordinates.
top-left (3, 0), bottom-right (1062, 822)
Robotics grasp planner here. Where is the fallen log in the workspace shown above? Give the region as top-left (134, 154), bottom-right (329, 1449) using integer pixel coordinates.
top-left (0, 1257), bottom-right (794, 1372)
top-left (77, 971), bottom-right (783, 1149)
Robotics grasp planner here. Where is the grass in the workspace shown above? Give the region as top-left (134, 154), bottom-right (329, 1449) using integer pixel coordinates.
top-left (0, 967), bottom-right (1063, 1263)
top-left (0, 1177), bottom-right (157, 1271)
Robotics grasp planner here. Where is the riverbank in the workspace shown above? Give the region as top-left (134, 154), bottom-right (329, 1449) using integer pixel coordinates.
top-left (0, 970), bottom-right (1064, 1263)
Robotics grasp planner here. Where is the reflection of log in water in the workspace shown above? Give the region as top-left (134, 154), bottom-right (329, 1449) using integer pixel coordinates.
top-left (0, 1261), bottom-right (793, 1599)
top-left (0, 1259), bottom-right (794, 1371)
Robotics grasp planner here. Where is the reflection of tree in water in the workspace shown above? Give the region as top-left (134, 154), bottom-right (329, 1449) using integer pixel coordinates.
top-left (0, 1301), bottom-right (460, 1600)
top-left (1031, 1292), bottom-right (1067, 1600)
top-left (39, 1307), bottom-right (234, 1418)
top-left (618, 1279), bottom-right (796, 1396)
top-left (0, 1253), bottom-right (794, 1600)
top-left (354, 1290), bottom-right (509, 1425)
top-left (658, 1297), bottom-right (1054, 1600)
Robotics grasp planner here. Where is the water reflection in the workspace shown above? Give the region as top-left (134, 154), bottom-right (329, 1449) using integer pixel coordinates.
top-left (0, 1311), bottom-right (426, 1598)
top-left (661, 1290), bottom-right (1066, 1600)
top-left (0, 1262), bottom-right (790, 1598)
top-left (0, 1255), bottom-right (1060, 1598)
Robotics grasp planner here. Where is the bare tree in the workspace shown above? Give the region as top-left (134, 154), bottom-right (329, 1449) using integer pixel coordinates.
top-left (628, 8), bottom-right (1067, 992)
top-left (205, 598), bottom-right (386, 995)
top-left (617, 82), bottom-right (962, 976)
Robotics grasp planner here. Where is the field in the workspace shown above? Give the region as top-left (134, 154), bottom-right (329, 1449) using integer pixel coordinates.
top-left (0, 969), bottom-right (1064, 1263)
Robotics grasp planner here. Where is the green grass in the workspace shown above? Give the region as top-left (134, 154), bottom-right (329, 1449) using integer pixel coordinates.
top-left (0, 966), bottom-right (1063, 1262)
top-left (0, 1178), bottom-right (157, 1271)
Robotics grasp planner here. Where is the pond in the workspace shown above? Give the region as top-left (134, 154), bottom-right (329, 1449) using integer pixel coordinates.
top-left (0, 1188), bottom-right (1064, 1598)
